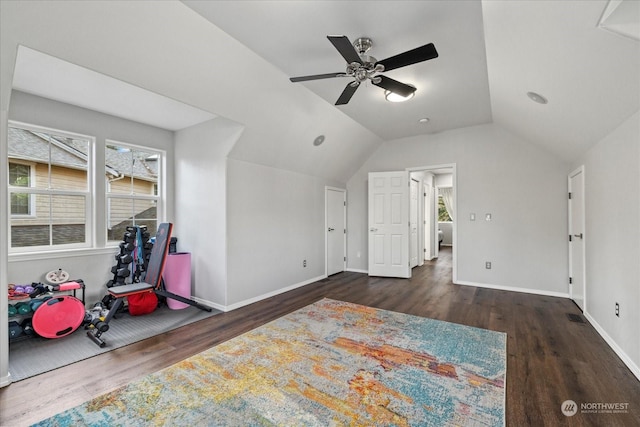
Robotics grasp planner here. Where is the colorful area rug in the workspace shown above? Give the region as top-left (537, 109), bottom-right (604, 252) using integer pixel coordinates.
top-left (33, 299), bottom-right (506, 426)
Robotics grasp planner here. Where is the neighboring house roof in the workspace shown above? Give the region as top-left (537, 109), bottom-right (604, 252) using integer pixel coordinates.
top-left (8, 127), bottom-right (158, 181)
top-left (8, 127), bottom-right (87, 171)
top-left (105, 145), bottom-right (158, 181)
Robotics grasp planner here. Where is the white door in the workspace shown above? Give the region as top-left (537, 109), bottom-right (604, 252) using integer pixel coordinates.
top-left (368, 171), bottom-right (411, 278)
top-left (326, 188), bottom-right (346, 276)
top-left (410, 178), bottom-right (419, 268)
top-left (569, 167), bottom-right (585, 311)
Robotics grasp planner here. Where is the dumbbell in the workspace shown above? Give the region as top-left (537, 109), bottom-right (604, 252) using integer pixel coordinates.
top-left (15, 302), bottom-right (32, 315)
top-left (115, 267), bottom-right (130, 277)
top-left (8, 304), bottom-right (17, 317)
top-left (117, 253), bottom-right (133, 264)
top-left (8, 321), bottom-right (23, 339)
top-left (30, 299), bottom-right (45, 312)
top-left (21, 319), bottom-right (35, 336)
top-left (119, 241), bottom-right (135, 252)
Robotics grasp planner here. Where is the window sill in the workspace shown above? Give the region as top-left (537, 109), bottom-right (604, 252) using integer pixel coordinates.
top-left (9, 246), bottom-right (117, 262)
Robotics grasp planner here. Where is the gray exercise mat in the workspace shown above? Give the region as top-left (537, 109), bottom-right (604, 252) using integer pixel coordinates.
top-left (8, 305), bottom-right (221, 382)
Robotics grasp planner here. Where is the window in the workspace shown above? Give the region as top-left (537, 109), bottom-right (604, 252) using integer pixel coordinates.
top-left (438, 195), bottom-right (452, 222)
top-left (106, 142), bottom-right (162, 241)
top-left (9, 161), bottom-right (34, 215)
top-left (8, 123), bottom-right (92, 250)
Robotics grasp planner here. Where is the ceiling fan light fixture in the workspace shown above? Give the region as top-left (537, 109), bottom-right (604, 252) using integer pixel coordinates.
top-left (385, 89), bottom-right (415, 103)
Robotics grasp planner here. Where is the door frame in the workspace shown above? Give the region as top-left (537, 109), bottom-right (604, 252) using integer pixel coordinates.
top-left (568, 165), bottom-right (586, 311)
top-left (325, 186), bottom-right (346, 277)
top-left (407, 163), bottom-right (457, 284)
top-left (410, 178), bottom-right (420, 268)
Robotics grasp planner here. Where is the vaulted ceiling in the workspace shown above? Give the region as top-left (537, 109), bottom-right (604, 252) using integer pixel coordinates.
top-left (183, 0), bottom-right (639, 162)
top-left (3, 0), bottom-right (638, 177)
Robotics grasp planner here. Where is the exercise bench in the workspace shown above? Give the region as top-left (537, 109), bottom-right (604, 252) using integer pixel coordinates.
top-left (87, 222), bottom-right (211, 347)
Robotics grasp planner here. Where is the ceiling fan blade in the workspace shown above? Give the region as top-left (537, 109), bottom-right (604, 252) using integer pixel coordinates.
top-left (335, 82), bottom-right (359, 105)
top-left (376, 43), bottom-right (438, 72)
top-left (327, 35), bottom-right (363, 65)
top-left (290, 72), bottom-right (347, 82)
top-left (372, 75), bottom-right (416, 97)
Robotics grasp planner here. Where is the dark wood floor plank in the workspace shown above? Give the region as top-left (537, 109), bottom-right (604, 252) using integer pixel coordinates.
top-left (1, 247), bottom-right (638, 426)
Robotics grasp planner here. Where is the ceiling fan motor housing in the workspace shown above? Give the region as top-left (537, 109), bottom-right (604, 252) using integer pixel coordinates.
top-left (348, 38), bottom-right (384, 84)
top-left (354, 37), bottom-right (373, 55)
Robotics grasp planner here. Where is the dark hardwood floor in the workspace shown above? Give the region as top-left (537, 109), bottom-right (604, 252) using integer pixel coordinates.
top-left (1, 247), bottom-right (639, 426)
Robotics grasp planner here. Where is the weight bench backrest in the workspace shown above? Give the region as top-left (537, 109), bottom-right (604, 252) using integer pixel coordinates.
top-left (108, 223), bottom-right (173, 298)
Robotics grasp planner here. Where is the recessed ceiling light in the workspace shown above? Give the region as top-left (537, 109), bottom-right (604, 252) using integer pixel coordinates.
top-left (384, 89), bottom-right (415, 103)
top-left (313, 135), bottom-right (325, 146)
top-left (527, 91), bottom-right (548, 104)
top-left (418, 118), bottom-right (430, 124)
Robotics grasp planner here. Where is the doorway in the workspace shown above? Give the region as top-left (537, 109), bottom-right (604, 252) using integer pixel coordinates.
top-left (410, 165), bottom-right (456, 283)
top-left (366, 166), bottom-right (456, 281)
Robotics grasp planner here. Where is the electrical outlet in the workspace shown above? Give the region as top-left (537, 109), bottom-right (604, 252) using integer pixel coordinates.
top-left (485, 261), bottom-right (492, 269)
top-left (615, 302), bottom-right (619, 317)
top-left (303, 259), bottom-right (307, 268)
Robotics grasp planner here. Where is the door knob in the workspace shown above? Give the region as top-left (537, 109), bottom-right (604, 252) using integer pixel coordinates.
top-left (573, 233), bottom-right (583, 239)
top-left (328, 228), bottom-right (334, 232)
top-left (370, 228), bottom-right (377, 232)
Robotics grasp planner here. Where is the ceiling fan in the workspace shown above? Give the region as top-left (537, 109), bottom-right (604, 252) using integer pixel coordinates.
top-left (289, 35), bottom-right (438, 105)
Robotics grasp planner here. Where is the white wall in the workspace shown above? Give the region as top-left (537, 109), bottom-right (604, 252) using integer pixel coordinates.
top-left (576, 110), bottom-right (640, 377)
top-left (347, 123), bottom-right (569, 295)
top-left (7, 91), bottom-right (175, 305)
top-left (0, 0), bottom-right (381, 385)
top-left (436, 173), bottom-right (453, 187)
top-left (439, 222), bottom-right (453, 245)
top-left (174, 118), bottom-right (243, 309)
top-left (226, 158), bottom-right (342, 308)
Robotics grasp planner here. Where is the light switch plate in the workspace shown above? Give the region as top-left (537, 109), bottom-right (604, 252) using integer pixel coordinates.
top-left (485, 213), bottom-right (492, 221)
top-left (470, 213), bottom-right (476, 221)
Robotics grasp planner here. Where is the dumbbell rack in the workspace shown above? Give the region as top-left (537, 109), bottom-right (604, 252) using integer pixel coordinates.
top-left (107, 226), bottom-right (152, 288)
top-left (8, 283), bottom-right (85, 343)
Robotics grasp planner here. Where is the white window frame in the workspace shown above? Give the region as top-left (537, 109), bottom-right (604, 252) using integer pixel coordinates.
top-left (105, 139), bottom-right (164, 243)
top-left (7, 121), bottom-right (94, 253)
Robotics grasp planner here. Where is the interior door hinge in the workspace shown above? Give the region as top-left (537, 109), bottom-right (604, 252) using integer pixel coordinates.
top-left (344, 257), bottom-right (346, 262)
top-left (344, 229), bottom-right (346, 234)
top-left (568, 192), bottom-right (572, 199)
top-left (569, 277), bottom-right (573, 284)
top-left (569, 235), bottom-right (572, 242)
top-left (344, 201), bottom-right (346, 206)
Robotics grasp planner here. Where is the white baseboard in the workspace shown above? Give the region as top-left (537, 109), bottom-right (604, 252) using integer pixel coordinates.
top-left (0, 373), bottom-right (11, 388)
top-left (346, 268), bottom-right (368, 274)
top-left (458, 280), bottom-right (640, 381)
top-left (205, 275), bottom-right (327, 312)
top-left (583, 312), bottom-right (640, 381)
top-left (455, 280), bottom-right (570, 299)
